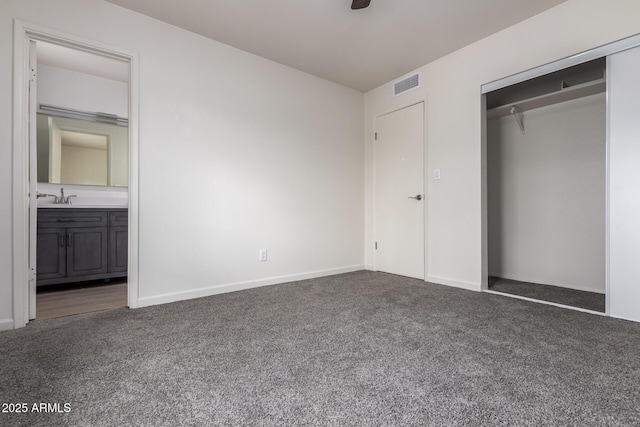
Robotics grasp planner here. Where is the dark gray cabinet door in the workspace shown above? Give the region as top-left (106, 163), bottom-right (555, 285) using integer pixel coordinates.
top-left (36, 226), bottom-right (66, 280)
top-left (37, 208), bottom-right (127, 286)
top-left (110, 226), bottom-right (128, 273)
top-left (66, 227), bottom-right (108, 277)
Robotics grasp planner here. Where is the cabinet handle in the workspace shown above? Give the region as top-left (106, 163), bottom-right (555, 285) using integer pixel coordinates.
top-left (59, 233), bottom-right (64, 247)
top-left (68, 233), bottom-right (72, 247)
top-left (57, 218), bottom-right (75, 222)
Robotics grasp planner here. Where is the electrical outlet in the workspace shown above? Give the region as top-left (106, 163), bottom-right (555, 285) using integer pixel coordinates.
top-left (259, 249), bottom-right (268, 262)
top-left (434, 169), bottom-right (441, 180)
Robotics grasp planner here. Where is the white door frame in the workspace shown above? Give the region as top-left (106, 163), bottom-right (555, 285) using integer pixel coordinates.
top-left (373, 100), bottom-right (427, 279)
top-left (12, 20), bottom-right (140, 328)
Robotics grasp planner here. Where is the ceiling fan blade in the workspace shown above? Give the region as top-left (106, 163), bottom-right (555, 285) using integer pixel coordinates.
top-left (351, 0), bottom-right (371, 10)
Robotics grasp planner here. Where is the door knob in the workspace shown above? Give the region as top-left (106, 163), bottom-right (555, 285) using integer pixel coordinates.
top-left (408, 194), bottom-right (422, 201)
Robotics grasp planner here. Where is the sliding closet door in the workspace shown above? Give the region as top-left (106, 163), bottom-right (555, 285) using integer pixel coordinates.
top-left (608, 46), bottom-right (640, 322)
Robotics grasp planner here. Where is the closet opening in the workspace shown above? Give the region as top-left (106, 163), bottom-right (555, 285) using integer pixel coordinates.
top-left (484, 58), bottom-right (607, 313)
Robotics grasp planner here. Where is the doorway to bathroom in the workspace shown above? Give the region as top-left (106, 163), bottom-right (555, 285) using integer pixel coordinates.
top-left (32, 40), bottom-right (130, 320)
top-left (12, 21), bottom-right (140, 327)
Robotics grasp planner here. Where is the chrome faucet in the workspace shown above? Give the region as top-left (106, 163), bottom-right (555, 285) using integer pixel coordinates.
top-left (56, 188), bottom-right (77, 205)
top-left (36, 188), bottom-right (77, 204)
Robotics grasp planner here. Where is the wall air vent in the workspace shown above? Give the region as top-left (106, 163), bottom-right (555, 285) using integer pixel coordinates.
top-left (394, 73), bottom-right (420, 96)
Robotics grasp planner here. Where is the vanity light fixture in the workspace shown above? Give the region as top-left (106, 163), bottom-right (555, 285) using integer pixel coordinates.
top-left (39, 104), bottom-right (128, 126)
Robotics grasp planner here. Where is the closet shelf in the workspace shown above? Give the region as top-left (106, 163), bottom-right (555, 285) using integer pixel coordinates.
top-left (486, 78), bottom-right (606, 119)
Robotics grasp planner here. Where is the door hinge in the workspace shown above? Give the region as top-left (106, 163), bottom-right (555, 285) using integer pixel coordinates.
top-left (375, 132), bottom-right (378, 141)
top-left (29, 267), bottom-right (36, 281)
top-left (29, 67), bottom-right (37, 83)
top-left (375, 241), bottom-right (378, 250)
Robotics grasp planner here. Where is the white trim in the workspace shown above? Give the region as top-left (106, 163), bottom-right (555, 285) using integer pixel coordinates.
top-left (610, 314), bottom-right (640, 323)
top-left (481, 33), bottom-right (640, 94)
top-left (12, 20), bottom-right (140, 328)
top-left (427, 275), bottom-right (480, 292)
top-left (13, 20), bottom-right (30, 329)
top-left (137, 265), bottom-right (365, 308)
top-left (127, 51), bottom-right (140, 310)
top-left (0, 319), bottom-right (15, 331)
top-left (484, 290), bottom-right (607, 317)
top-left (422, 99), bottom-right (428, 282)
top-left (605, 55), bottom-right (611, 316)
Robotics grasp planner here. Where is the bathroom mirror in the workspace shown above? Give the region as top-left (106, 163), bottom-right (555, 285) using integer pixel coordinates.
top-left (37, 113), bottom-right (128, 187)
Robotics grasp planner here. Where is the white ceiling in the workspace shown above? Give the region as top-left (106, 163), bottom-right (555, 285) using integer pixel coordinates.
top-left (105, 0), bottom-right (567, 92)
top-left (37, 41), bottom-right (129, 82)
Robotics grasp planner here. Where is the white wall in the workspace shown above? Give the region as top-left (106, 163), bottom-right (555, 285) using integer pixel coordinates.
top-left (1, 0), bottom-right (364, 328)
top-left (364, 0), bottom-right (640, 291)
top-left (37, 63), bottom-right (128, 118)
top-left (487, 94), bottom-right (606, 293)
top-left (61, 143), bottom-right (108, 186)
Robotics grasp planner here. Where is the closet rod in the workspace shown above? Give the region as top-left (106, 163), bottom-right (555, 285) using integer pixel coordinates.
top-left (486, 78), bottom-right (606, 120)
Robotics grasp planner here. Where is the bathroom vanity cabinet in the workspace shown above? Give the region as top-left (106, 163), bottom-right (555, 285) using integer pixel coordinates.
top-left (37, 208), bottom-right (128, 286)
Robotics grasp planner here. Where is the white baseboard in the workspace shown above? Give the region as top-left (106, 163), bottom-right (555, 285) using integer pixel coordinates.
top-left (488, 272), bottom-right (606, 294)
top-left (137, 264), bottom-right (365, 308)
top-left (364, 265), bottom-right (375, 271)
top-left (0, 318), bottom-right (15, 331)
top-left (426, 275), bottom-right (481, 292)
top-left (609, 313), bottom-right (640, 323)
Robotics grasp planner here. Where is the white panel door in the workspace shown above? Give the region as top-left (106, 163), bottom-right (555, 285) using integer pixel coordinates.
top-left (609, 46), bottom-right (640, 322)
top-left (375, 102), bottom-right (425, 279)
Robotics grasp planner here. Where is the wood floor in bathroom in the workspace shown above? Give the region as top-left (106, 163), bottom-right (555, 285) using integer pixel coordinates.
top-left (36, 279), bottom-right (127, 320)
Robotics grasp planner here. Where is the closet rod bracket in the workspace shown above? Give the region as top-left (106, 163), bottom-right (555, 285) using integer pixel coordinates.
top-left (511, 105), bottom-right (525, 133)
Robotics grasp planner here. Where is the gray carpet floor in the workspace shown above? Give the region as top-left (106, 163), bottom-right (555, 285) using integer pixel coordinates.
top-left (1, 271), bottom-right (639, 426)
top-left (488, 276), bottom-right (606, 312)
